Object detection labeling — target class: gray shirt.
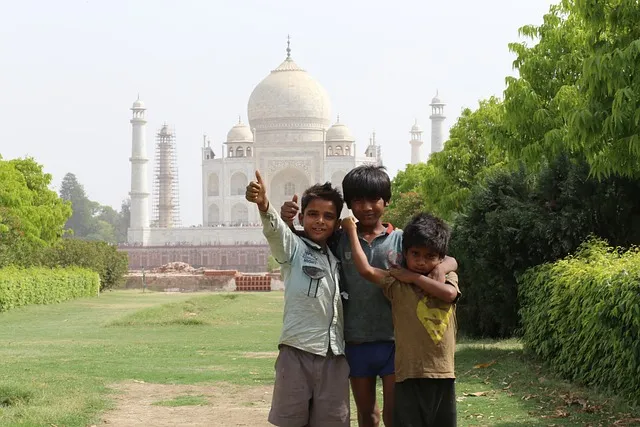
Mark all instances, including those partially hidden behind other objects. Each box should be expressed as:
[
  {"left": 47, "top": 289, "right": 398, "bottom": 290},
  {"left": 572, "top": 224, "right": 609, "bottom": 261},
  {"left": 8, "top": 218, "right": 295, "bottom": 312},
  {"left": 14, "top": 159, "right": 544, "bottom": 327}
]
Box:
[
  {"left": 261, "top": 204, "right": 345, "bottom": 356},
  {"left": 334, "top": 225, "right": 403, "bottom": 343}
]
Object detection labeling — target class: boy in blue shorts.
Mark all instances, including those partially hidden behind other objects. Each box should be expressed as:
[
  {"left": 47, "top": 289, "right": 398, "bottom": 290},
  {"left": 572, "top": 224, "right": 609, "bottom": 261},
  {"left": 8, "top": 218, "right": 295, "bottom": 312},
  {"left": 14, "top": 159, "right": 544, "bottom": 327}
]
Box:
[
  {"left": 247, "top": 171, "right": 350, "bottom": 427},
  {"left": 342, "top": 212, "right": 460, "bottom": 427},
  {"left": 281, "top": 165, "right": 457, "bottom": 427}
]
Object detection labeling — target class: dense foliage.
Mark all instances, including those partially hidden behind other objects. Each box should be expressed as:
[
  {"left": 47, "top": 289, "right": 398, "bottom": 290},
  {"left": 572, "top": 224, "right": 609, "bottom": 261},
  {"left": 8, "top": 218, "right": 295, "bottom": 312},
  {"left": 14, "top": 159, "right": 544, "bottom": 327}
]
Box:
[
  {"left": 0, "top": 157, "right": 71, "bottom": 268},
  {"left": 39, "top": 239, "right": 129, "bottom": 291},
  {"left": 519, "top": 239, "right": 640, "bottom": 403},
  {"left": 60, "top": 173, "right": 129, "bottom": 244},
  {"left": 0, "top": 266, "right": 99, "bottom": 312},
  {"left": 450, "top": 154, "right": 640, "bottom": 337}
]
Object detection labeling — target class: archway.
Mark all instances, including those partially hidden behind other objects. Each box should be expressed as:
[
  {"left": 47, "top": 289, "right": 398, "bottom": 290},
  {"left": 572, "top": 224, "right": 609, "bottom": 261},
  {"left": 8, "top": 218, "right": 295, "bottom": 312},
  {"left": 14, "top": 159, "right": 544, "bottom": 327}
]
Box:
[
  {"left": 208, "top": 173, "right": 219, "bottom": 196},
  {"left": 208, "top": 204, "right": 220, "bottom": 226},
  {"left": 230, "top": 172, "right": 248, "bottom": 196},
  {"left": 270, "top": 168, "right": 310, "bottom": 225}
]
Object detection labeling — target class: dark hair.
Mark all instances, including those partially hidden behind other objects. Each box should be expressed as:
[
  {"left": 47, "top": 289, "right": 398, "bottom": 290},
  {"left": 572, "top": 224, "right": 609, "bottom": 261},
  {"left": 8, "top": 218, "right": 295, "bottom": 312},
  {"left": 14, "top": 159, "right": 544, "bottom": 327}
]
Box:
[
  {"left": 402, "top": 212, "right": 450, "bottom": 258},
  {"left": 301, "top": 182, "right": 344, "bottom": 216},
  {"left": 342, "top": 165, "right": 391, "bottom": 207}
]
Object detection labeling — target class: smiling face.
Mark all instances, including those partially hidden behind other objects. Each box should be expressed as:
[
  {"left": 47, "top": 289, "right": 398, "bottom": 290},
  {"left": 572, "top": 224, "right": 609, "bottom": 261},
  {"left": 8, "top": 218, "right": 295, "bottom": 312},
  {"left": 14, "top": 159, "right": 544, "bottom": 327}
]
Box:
[
  {"left": 298, "top": 198, "right": 339, "bottom": 246},
  {"left": 404, "top": 245, "right": 443, "bottom": 275},
  {"left": 349, "top": 197, "right": 387, "bottom": 229}
]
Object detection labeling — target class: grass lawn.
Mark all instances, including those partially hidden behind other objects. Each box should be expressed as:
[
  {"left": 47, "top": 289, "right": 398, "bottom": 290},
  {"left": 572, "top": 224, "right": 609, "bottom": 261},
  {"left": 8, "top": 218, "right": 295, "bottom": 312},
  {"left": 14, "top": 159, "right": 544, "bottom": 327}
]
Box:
[{"left": 0, "top": 290, "right": 637, "bottom": 426}]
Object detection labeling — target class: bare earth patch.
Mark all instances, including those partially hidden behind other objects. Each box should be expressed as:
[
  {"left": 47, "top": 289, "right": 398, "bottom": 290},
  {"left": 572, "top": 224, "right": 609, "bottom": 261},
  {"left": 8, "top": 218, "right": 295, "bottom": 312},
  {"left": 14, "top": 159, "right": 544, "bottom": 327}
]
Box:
[
  {"left": 241, "top": 351, "right": 279, "bottom": 359},
  {"left": 102, "top": 381, "right": 272, "bottom": 427}
]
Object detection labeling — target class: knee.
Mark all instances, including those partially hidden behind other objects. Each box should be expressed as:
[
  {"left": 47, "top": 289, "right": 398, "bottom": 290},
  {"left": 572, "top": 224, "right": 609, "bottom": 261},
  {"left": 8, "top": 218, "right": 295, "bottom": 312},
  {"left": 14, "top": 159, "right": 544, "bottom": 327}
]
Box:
[{"left": 357, "top": 406, "right": 380, "bottom": 427}]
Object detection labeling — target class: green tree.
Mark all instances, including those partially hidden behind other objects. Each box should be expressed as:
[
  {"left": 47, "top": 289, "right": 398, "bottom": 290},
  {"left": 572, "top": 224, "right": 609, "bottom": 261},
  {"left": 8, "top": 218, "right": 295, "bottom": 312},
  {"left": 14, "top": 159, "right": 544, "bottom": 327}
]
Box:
[
  {"left": 60, "top": 173, "right": 99, "bottom": 238},
  {"left": 502, "top": 3, "right": 587, "bottom": 166},
  {"left": 567, "top": 0, "right": 640, "bottom": 178},
  {"left": 0, "top": 156, "right": 71, "bottom": 267},
  {"left": 386, "top": 98, "right": 507, "bottom": 224}
]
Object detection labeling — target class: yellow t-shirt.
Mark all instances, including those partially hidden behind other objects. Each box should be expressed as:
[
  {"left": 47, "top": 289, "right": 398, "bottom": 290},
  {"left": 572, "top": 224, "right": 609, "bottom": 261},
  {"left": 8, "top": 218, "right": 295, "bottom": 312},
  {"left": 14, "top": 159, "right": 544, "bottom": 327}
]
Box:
[{"left": 381, "top": 272, "right": 460, "bottom": 383}]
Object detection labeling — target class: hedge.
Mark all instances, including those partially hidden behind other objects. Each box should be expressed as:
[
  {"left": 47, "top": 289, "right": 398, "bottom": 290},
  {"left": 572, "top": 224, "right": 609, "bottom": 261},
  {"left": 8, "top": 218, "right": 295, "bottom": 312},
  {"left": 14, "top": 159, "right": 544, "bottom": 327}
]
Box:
[
  {"left": 0, "top": 266, "right": 100, "bottom": 312},
  {"left": 519, "top": 239, "right": 640, "bottom": 403}
]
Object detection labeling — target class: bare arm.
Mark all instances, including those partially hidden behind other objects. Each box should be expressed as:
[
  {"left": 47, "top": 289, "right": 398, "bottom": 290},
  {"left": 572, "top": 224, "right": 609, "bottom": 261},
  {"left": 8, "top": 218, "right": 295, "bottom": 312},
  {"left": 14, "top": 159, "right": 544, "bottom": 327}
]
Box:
[
  {"left": 390, "top": 268, "right": 459, "bottom": 303},
  {"left": 342, "top": 217, "right": 388, "bottom": 286}
]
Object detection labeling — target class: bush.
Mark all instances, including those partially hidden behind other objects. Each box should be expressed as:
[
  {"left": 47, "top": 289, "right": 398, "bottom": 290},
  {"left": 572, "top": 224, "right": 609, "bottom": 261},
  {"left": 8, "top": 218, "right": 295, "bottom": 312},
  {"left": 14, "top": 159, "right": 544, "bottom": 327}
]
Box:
[
  {"left": 39, "top": 239, "right": 129, "bottom": 291},
  {"left": 450, "top": 154, "right": 640, "bottom": 337},
  {"left": 519, "top": 239, "right": 640, "bottom": 403},
  {"left": 0, "top": 266, "right": 99, "bottom": 312}
]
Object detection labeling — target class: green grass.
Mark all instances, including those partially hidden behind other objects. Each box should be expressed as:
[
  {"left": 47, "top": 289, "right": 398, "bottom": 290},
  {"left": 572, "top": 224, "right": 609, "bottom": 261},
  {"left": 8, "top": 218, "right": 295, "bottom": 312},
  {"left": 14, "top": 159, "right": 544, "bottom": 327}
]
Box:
[
  {"left": 0, "top": 290, "right": 637, "bottom": 426},
  {"left": 152, "top": 394, "right": 209, "bottom": 407}
]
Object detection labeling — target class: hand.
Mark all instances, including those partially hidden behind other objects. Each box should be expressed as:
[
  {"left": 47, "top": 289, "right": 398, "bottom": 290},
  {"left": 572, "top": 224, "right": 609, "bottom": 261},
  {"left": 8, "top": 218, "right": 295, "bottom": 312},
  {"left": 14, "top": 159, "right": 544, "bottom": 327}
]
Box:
[
  {"left": 245, "top": 170, "right": 269, "bottom": 211},
  {"left": 428, "top": 263, "right": 446, "bottom": 283},
  {"left": 341, "top": 216, "right": 358, "bottom": 233},
  {"left": 280, "top": 195, "right": 299, "bottom": 226},
  {"left": 389, "top": 266, "right": 418, "bottom": 284}
]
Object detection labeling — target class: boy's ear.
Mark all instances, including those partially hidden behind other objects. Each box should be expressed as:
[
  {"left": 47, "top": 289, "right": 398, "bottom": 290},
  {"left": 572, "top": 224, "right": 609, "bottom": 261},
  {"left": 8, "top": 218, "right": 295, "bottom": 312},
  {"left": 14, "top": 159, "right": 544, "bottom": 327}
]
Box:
[
  {"left": 298, "top": 212, "right": 304, "bottom": 223},
  {"left": 384, "top": 200, "right": 390, "bottom": 207}
]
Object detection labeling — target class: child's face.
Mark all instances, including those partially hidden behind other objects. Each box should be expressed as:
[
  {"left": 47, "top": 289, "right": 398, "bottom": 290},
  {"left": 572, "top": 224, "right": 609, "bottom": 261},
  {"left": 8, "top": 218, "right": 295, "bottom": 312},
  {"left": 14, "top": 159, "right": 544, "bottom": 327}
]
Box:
[
  {"left": 298, "top": 199, "right": 339, "bottom": 246},
  {"left": 349, "top": 197, "right": 386, "bottom": 228},
  {"left": 404, "top": 246, "right": 443, "bottom": 275}
]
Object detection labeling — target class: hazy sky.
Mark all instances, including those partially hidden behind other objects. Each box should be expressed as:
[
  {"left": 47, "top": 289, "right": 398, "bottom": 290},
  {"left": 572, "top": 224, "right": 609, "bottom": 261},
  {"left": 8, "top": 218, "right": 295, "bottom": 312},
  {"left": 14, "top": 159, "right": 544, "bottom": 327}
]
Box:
[{"left": 1, "top": 0, "right": 556, "bottom": 226}]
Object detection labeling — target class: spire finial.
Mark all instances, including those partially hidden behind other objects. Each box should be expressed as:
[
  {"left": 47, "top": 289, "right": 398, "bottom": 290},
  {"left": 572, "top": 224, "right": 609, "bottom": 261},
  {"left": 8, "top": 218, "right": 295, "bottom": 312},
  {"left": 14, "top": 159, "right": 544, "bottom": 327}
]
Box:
[
  {"left": 286, "top": 34, "right": 291, "bottom": 59},
  {"left": 137, "top": 92, "right": 140, "bottom": 100},
  {"left": 336, "top": 114, "right": 340, "bottom": 123},
  {"left": 238, "top": 115, "right": 242, "bottom": 124}
]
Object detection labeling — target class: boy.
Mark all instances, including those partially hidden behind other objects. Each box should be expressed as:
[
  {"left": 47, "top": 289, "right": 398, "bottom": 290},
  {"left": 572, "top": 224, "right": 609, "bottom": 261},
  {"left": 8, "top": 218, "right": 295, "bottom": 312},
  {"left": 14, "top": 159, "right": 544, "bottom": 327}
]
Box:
[
  {"left": 280, "top": 165, "right": 457, "bottom": 427},
  {"left": 245, "top": 171, "right": 350, "bottom": 427},
  {"left": 342, "top": 213, "right": 460, "bottom": 427}
]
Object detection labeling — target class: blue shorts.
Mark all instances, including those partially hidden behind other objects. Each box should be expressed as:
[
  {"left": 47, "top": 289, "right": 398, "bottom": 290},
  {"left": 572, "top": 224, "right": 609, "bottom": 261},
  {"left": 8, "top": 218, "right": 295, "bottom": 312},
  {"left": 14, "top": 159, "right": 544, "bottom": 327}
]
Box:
[{"left": 345, "top": 341, "right": 395, "bottom": 378}]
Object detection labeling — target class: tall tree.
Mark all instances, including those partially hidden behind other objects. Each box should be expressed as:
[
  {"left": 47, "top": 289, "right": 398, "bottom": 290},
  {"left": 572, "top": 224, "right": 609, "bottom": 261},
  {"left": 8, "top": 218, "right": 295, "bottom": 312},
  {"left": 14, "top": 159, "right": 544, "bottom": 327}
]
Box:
[
  {"left": 0, "top": 156, "right": 71, "bottom": 267},
  {"left": 567, "top": 0, "right": 640, "bottom": 178},
  {"left": 59, "top": 173, "right": 98, "bottom": 238}
]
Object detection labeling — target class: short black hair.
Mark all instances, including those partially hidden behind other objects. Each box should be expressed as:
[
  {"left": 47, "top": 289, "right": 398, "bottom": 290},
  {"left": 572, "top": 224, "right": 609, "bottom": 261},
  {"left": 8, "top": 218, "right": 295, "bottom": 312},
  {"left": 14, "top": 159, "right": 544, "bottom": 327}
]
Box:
[
  {"left": 301, "top": 182, "right": 344, "bottom": 216},
  {"left": 342, "top": 165, "right": 391, "bottom": 207},
  {"left": 402, "top": 212, "right": 450, "bottom": 258}
]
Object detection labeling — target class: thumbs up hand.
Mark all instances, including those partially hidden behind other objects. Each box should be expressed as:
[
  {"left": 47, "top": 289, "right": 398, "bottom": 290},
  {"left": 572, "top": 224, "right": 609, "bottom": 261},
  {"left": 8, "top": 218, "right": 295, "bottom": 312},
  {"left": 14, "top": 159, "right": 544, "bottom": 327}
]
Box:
[
  {"left": 246, "top": 170, "right": 269, "bottom": 212},
  {"left": 280, "top": 194, "right": 299, "bottom": 227}
]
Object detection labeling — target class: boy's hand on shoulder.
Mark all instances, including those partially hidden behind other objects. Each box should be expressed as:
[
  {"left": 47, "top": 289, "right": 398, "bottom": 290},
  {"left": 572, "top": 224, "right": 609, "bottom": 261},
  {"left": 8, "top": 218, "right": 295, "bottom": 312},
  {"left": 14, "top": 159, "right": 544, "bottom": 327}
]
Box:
[
  {"left": 245, "top": 170, "right": 269, "bottom": 212},
  {"left": 280, "top": 195, "right": 299, "bottom": 226},
  {"left": 389, "top": 266, "right": 419, "bottom": 284},
  {"left": 341, "top": 216, "right": 358, "bottom": 233}
]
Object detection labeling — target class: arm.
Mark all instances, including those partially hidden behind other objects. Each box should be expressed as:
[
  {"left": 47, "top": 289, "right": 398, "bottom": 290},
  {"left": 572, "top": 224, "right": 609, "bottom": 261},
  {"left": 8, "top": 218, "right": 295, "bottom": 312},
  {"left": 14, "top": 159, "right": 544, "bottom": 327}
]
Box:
[
  {"left": 390, "top": 268, "right": 459, "bottom": 303},
  {"left": 341, "top": 217, "right": 388, "bottom": 286},
  {"left": 427, "top": 255, "right": 458, "bottom": 283},
  {"left": 246, "top": 171, "right": 299, "bottom": 263}
]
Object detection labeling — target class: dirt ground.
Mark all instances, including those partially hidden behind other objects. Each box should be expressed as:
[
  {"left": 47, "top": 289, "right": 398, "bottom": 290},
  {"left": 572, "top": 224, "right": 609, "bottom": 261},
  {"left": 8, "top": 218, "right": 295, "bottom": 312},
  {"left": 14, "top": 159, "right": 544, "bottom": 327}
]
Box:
[{"left": 101, "top": 381, "right": 273, "bottom": 427}]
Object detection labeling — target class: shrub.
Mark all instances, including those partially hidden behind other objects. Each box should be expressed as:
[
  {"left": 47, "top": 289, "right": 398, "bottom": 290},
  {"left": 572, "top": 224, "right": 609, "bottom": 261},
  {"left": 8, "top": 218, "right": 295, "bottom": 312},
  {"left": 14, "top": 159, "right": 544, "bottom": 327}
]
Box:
[
  {"left": 519, "top": 239, "right": 640, "bottom": 403},
  {"left": 0, "top": 266, "right": 99, "bottom": 312},
  {"left": 39, "top": 239, "right": 129, "bottom": 291},
  {"left": 450, "top": 154, "right": 640, "bottom": 337}
]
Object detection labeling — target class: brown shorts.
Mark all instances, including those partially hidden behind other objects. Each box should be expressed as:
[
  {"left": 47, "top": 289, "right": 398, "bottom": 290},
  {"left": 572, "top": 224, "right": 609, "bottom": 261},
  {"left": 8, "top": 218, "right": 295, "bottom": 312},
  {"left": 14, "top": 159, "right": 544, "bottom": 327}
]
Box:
[{"left": 268, "top": 345, "right": 350, "bottom": 427}]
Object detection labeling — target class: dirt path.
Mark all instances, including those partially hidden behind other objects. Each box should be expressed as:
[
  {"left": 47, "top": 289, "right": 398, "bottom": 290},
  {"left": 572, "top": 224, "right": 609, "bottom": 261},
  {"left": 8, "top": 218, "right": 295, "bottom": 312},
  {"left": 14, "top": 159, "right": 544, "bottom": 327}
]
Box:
[{"left": 101, "top": 381, "right": 272, "bottom": 427}]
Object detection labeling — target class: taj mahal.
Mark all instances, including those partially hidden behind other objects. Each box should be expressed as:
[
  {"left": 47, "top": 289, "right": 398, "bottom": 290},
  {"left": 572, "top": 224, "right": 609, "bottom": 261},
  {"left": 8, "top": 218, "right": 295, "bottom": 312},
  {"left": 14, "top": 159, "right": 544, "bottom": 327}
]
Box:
[{"left": 122, "top": 41, "right": 447, "bottom": 271}]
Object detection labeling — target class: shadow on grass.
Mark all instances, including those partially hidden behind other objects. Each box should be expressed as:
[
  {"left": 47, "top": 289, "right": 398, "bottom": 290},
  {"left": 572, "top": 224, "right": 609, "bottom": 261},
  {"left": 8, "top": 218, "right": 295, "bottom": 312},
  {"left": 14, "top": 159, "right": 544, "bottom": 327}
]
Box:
[{"left": 454, "top": 340, "right": 640, "bottom": 426}]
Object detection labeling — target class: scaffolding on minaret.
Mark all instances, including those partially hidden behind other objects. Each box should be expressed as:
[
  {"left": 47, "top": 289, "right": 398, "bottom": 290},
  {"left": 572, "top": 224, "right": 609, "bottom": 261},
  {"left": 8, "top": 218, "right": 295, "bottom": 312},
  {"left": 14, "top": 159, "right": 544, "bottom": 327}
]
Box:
[{"left": 152, "top": 124, "right": 181, "bottom": 228}]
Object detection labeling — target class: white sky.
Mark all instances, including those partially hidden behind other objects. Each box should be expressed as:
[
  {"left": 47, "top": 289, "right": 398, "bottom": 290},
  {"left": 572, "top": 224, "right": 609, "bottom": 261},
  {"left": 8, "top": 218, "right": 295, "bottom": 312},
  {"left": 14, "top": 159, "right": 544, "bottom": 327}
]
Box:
[{"left": 0, "top": 0, "right": 556, "bottom": 226}]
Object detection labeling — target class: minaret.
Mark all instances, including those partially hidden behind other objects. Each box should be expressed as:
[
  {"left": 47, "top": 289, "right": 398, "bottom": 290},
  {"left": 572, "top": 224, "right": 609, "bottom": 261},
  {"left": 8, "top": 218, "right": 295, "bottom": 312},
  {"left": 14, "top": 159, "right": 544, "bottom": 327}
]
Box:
[
  {"left": 129, "top": 96, "right": 150, "bottom": 232},
  {"left": 429, "top": 91, "right": 446, "bottom": 156},
  {"left": 409, "top": 119, "right": 423, "bottom": 164},
  {"left": 153, "top": 124, "right": 180, "bottom": 228}
]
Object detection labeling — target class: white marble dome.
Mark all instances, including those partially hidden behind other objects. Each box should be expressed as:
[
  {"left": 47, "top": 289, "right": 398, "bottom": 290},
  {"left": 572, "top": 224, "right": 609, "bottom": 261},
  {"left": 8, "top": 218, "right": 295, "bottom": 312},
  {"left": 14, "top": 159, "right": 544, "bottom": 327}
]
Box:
[
  {"left": 226, "top": 120, "right": 253, "bottom": 143},
  {"left": 132, "top": 98, "right": 145, "bottom": 109},
  {"left": 247, "top": 56, "right": 332, "bottom": 130},
  {"left": 326, "top": 120, "right": 354, "bottom": 142}
]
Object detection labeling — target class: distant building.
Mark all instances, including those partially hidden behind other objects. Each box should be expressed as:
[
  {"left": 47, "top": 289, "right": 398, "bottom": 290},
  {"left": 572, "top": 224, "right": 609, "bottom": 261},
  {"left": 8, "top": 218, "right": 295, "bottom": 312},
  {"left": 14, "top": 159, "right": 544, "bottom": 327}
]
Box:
[{"left": 121, "top": 40, "right": 447, "bottom": 270}]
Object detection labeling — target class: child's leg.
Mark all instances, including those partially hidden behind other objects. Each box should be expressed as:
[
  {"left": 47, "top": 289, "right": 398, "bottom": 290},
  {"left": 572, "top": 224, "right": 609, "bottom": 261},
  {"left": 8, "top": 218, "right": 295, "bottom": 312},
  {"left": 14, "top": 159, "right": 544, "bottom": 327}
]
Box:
[
  {"left": 381, "top": 374, "right": 395, "bottom": 427},
  {"left": 350, "top": 377, "right": 380, "bottom": 427},
  {"left": 268, "top": 345, "right": 313, "bottom": 427},
  {"left": 309, "top": 352, "right": 350, "bottom": 427},
  {"left": 393, "top": 378, "right": 456, "bottom": 427},
  {"left": 346, "top": 342, "right": 395, "bottom": 427}
]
